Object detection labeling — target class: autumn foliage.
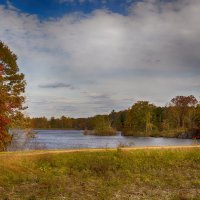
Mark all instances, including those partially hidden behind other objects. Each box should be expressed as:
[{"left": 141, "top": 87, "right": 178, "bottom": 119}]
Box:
[{"left": 0, "top": 41, "right": 26, "bottom": 150}]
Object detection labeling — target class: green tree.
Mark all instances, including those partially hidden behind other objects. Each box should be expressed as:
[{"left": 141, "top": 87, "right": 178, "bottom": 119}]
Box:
[
  {"left": 124, "top": 101, "right": 155, "bottom": 136},
  {"left": 93, "top": 115, "right": 116, "bottom": 136},
  {"left": 31, "top": 117, "right": 49, "bottom": 129},
  {"left": 0, "top": 41, "right": 26, "bottom": 150},
  {"left": 194, "top": 104, "right": 200, "bottom": 128},
  {"left": 152, "top": 107, "right": 164, "bottom": 131}
]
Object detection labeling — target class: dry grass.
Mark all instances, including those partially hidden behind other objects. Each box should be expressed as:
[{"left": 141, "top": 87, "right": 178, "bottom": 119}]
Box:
[{"left": 0, "top": 147, "right": 200, "bottom": 200}]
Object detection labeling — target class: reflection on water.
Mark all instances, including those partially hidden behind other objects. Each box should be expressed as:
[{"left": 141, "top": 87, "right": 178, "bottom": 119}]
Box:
[{"left": 21, "top": 129, "right": 197, "bottom": 150}]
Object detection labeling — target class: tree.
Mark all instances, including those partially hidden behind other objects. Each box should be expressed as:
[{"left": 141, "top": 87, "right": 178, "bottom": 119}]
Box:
[
  {"left": 93, "top": 115, "right": 116, "bottom": 136},
  {"left": 152, "top": 107, "right": 164, "bottom": 131},
  {"left": 0, "top": 41, "right": 26, "bottom": 150},
  {"left": 194, "top": 104, "right": 200, "bottom": 128},
  {"left": 124, "top": 101, "right": 155, "bottom": 136},
  {"left": 170, "top": 95, "right": 198, "bottom": 129}
]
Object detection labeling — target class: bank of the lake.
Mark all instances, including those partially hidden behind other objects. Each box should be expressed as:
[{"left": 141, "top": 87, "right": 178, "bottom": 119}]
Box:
[{"left": 0, "top": 146, "right": 200, "bottom": 200}]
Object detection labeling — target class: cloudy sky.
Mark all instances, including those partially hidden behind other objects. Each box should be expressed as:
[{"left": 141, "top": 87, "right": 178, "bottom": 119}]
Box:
[{"left": 0, "top": 0, "right": 199, "bottom": 118}]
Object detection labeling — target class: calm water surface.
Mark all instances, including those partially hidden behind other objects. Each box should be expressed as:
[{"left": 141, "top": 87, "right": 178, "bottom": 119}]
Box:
[{"left": 26, "top": 129, "right": 197, "bottom": 150}]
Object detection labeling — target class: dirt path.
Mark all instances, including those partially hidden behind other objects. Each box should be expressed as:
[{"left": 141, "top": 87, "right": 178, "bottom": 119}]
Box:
[{"left": 0, "top": 145, "right": 199, "bottom": 157}]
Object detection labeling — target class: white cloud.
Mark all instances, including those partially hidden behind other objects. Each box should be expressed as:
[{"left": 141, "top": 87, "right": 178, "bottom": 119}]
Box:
[{"left": 0, "top": 0, "right": 200, "bottom": 117}]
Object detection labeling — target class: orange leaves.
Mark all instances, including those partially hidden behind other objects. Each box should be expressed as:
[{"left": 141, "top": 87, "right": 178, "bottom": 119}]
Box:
[
  {"left": 0, "top": 115, "right": 9, "bottom": 128},
  {"left": 0, "top": 63, "right": 4, "bottom": 77},
  {"left": 171, "top": 95, "right": 198, "bottom": 107},
  {"left": 0, "top": 115, "right": 11, "bottom": 150},
  {"left": 0, "top": 63, "right": 3, "bottom": 70}
]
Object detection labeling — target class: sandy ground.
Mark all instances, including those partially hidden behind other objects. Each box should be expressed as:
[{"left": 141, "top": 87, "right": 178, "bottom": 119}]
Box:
[{"left": 0, "top": 145, "right": 199, "bottom": 157}]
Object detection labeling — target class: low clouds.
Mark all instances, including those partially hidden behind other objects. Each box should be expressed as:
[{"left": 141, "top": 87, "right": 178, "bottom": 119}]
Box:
[
  {"left": 0, "top": 0, "right": 200, "bottom": 117},
  {"left": 39, "top": 83, "right": 75, "bottom": 89}
]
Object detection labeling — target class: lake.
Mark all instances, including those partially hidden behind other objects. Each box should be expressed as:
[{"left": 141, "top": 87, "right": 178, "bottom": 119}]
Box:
[{"left": 9, "top": 129, "right": 197, "bottom": 150}]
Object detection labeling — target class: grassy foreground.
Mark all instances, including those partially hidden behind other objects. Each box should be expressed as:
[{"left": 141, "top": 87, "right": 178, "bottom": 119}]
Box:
[{"left": 0, "top": 147, "right": 200, "bottom": 200}]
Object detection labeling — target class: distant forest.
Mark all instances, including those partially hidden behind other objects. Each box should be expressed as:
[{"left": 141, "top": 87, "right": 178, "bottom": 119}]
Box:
[{"left": 29, "top": 95, "right": 200, "bottom": 138}]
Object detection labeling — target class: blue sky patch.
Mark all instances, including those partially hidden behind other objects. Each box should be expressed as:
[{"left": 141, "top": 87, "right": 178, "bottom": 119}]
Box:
[{"left": 0, "top": 0, "right": 142, "bottom": 19}]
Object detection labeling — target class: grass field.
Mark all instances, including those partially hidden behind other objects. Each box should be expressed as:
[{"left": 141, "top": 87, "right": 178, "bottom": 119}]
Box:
[{"left": 0, "top": 146, "right": 200, "bottom": 200}]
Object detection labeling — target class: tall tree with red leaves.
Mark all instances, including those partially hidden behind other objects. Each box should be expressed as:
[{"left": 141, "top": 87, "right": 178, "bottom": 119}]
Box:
[{"left": 0, "top": 41, "right": 26, "bottom": 151}]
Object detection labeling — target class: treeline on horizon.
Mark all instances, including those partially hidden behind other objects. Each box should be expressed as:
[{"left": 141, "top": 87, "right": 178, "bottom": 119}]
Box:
[{"left": 30, "top": 95, "right": 200, "bottom": 137}]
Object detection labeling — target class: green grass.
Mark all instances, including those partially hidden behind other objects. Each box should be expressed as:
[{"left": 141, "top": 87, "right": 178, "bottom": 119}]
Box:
[{"left": 0, "top": 148, "right": 200, "bottom": 200}]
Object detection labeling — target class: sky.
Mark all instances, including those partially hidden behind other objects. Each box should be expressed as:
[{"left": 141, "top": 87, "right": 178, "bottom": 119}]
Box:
[{"left": 0, "top": 0, "right": 199, "bottom": 118}]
